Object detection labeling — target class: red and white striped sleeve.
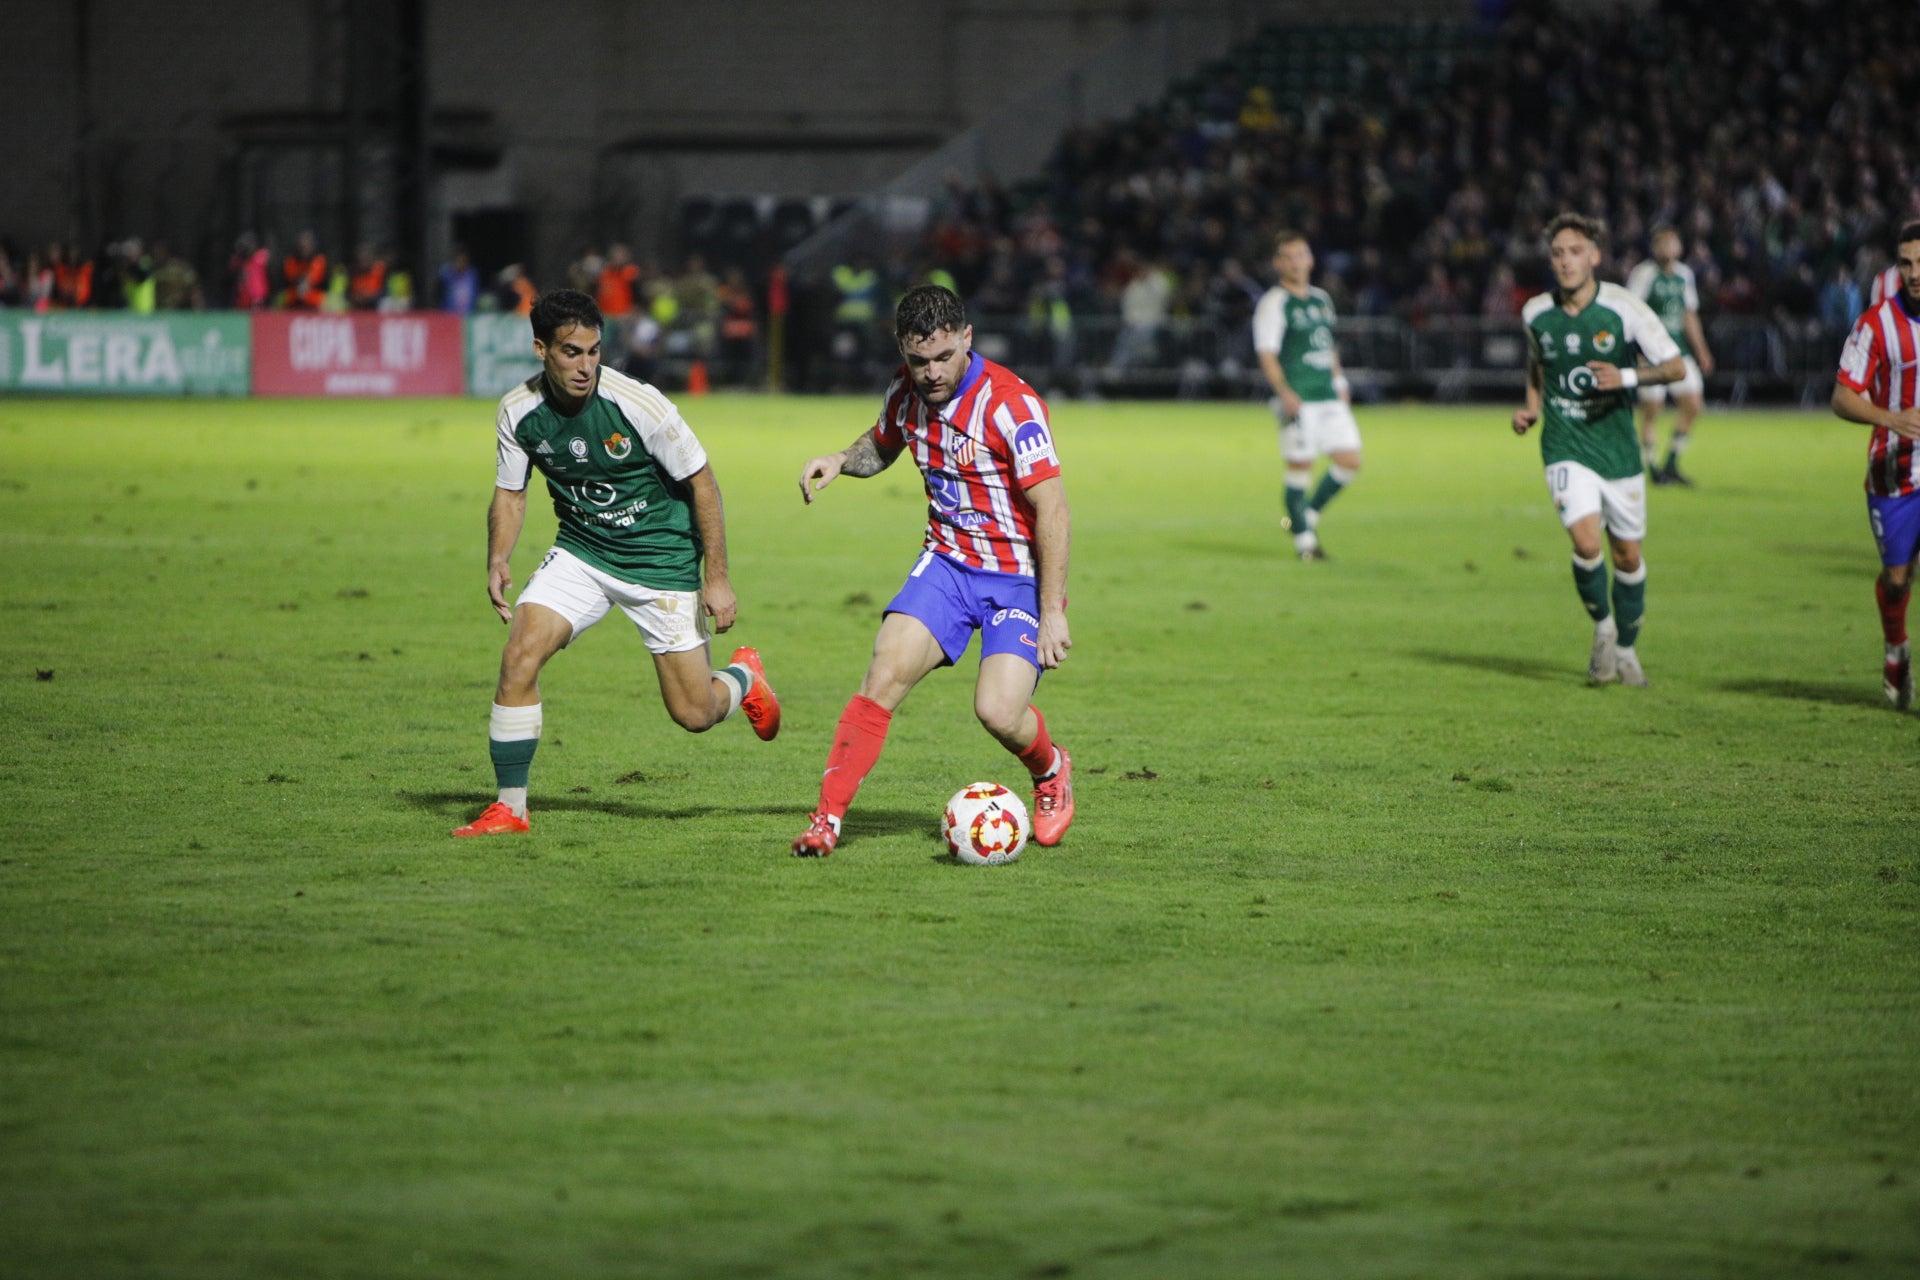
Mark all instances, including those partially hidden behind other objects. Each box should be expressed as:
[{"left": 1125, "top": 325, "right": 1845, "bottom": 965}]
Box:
[{"left": 1837, "top": 306, "right": 1887, "bottom": 398}]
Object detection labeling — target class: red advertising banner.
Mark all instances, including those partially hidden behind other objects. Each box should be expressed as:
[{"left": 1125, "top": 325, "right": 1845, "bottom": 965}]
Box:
[{"left": 251, "top": 312, "right": 466, "bottom": 396}]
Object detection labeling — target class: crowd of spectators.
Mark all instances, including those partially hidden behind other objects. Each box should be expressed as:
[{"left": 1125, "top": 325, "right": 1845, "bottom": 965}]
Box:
[
  {"left": 0, "top": 227, "right": 759, "bottom": 387},
  {"left": 552, "top": 244, "right": 762, "bottom": 386},
  {"left": 4, "top": 0, "right": 1912, "bottom": 399},
  {"left": 818, "top": 0, "right": 1915, "bottom": 384},
  {"left": 0, "top": 231, "right": 543, "bottom": 319}
]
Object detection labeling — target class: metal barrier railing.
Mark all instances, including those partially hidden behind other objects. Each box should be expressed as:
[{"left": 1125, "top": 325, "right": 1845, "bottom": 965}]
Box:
[
  {"left": 937, "top": 314, "right": 1854, "bottom": 404},
  {"left": 606, "top": 309, "right": 1854, "bottom": 404}
]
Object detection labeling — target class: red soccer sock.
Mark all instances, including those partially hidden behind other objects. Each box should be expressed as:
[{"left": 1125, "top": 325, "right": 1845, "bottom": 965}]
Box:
[
  {"left": 1877, "top": 576, "right": 1910, "bottom": 647},
  {"left": 818, "top": 695, "right": 893, "bottom": 820},
  {"left": 1012, "top": 706, "right": 1057, "bottom": 779}
]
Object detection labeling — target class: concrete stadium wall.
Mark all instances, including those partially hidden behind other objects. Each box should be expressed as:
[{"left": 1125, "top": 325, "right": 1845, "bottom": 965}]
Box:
[{"left": 1, "top": 0, "right": 1477, "bottom": 285}]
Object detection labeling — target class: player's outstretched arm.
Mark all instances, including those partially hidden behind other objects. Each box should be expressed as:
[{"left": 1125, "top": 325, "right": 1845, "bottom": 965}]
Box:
[
  {"left": 798, "top": 428, "right": 901, "bottom": 503},
  {"left": 486, "top": 486, "right": 528, "bottom": 623},
  {"left": 686, "top": 465, "right": 736, "bottom": 633},
  {"left": 1025, "top": 476, "right": 1073, "bottom": 670}
]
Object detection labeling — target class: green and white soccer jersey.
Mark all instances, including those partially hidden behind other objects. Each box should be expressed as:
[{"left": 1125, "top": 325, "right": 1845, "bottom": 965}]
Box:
[
  {"left": 495, "top": 367, "right": 709, "bottom": 589},
  {"left": 1252, "top": 285, "right": 1340, "bottom": 402},
  {"left": 1625, "top": 259, "right": 1700, "bottom": 359},
  {"left": 1522, "top": 283, "right": 1680, "bottom": 480}
]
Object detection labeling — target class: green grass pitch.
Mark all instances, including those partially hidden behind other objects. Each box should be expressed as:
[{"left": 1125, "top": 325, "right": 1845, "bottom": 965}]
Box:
[{"left": 2, "top": 392, "right": 1916, "bottom": 1278}]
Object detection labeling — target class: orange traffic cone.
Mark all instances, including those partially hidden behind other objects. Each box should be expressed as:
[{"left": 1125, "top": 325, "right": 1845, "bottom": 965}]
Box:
[{"left": 687, "top": 360, "right": 710, "bottom": 395}]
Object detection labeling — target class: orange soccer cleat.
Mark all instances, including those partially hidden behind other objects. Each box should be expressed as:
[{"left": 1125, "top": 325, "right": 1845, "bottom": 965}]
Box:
[
  {"left": 1031, "top": 749, "right": 1075, "bottom": 847},
  {"left": 452, "top": 802, "right": 530, "bottom": 837},
  {"left": 730, "top": 646, "right": 781, "bottom": 741},
  {"left": 791, "top": 811, "right": 839, "bottom": 857}
]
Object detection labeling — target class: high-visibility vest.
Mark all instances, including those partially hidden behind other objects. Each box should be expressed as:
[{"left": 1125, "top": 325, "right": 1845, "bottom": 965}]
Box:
[
  {"left": 349, "top": 260, "right": 388, "bottom": 309},
  {"left": 282, "top": 254, "right": 327, "bottom": 308},
  {"left": 832, "top": 264, "right": 878, "bottom": 323}
]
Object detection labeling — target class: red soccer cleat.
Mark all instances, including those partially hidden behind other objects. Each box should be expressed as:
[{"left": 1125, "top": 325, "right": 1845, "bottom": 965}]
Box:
[
  {"left": 731, "top": 646, "right": 781, "bottom": 741},
  {"left": 452, "top": 801, "right": 530, "bottom": 837},
  {"left": 1031, "top": 748, "right": 1075, "bottom": 847},
  {"left": 791, "top": 811, "right": 839, "bottom": 857}
]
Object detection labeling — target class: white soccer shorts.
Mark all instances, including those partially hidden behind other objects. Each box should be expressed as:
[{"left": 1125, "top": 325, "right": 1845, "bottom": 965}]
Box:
[
  {"left": 1637, "top": 355, "right": 1704, "bottom": 405},
  {"left": 1279, "top": 399, "right": 1362, "bottom": 465},
  {"left": 516, "top": 545, "right": 709, "bottom": 654},
  {"left": 1544, "top": 461, "right": 1647, "bottom": 542}
]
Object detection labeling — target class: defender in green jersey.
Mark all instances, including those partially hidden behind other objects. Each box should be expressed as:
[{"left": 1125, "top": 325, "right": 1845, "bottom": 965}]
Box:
[
  {"left": 453, "top": 290, "right": 780, "bottom": 837},
  {"left": 1626, "top": 226, "right": 1716, "bottom": 486},
  {"left": 1253, "top": 230, "right": 1361, "bottom": 560},
  {"left": 1513, "top": 214, "right": 1684, "bottom": 686}
]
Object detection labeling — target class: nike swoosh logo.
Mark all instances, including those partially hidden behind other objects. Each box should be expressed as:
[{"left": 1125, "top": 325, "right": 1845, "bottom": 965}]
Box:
[{"left": 1020, "top": 635, "right": 1037, "bottom": 647}]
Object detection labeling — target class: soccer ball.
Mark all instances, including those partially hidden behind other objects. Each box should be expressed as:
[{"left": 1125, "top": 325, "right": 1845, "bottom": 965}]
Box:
[{"left": 942, "top": 782, "right": 1029, "bottom": 865}]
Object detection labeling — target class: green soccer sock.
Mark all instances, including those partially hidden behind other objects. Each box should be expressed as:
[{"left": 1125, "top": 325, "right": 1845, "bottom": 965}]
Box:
[
  {"left": 489, "top": 702, "right": 542, "bottom": 805},
  {"left": 1661, "top": 432, "right": 1691, "bottom": 472},
  {"left": 716, "top": 664, "right": 751, "bottom": 719},
  {"left": 1612, "top": 563, "right": 1647, "bottom": 648},
  {"left": 1572, "top": 553, "right": 1611, "bottom": 623},
  {"left": 1309, "top": 462, "right": 1356, "bottom": 513},
  {"left": 1284, "top": 483, "right": 1311, "bottom": 532}
]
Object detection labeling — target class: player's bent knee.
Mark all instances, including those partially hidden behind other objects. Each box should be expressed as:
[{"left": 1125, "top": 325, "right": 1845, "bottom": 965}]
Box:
[
  {"left": 497, "top": 645, "right": 547, "bottom": 696},
  {"left": 973, "top": 696, "right": 1027, "bottom": 743},
  {"left": 666, "top": 698, "right": 721, "bottom": 734}
]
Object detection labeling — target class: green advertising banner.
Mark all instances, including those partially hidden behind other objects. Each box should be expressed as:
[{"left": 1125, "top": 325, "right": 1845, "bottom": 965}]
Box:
[
  {"left": 0, "top": 312, "right": 251, "bottom": 395},
  {"left": 467, "top": 312, "right": 541, "bottom": 399}
]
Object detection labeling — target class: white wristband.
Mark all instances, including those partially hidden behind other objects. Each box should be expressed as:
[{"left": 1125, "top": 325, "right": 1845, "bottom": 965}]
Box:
[
  {"left": 1333, "top": 374, "right": 1351, "bottom": 394},
  {"left": 1618, "top": 368, "right": 1639, "bottom": 389}
]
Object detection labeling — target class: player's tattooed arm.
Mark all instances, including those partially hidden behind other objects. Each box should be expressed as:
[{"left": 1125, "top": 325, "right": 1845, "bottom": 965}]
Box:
[
  {"left": 799, "top": 429, "right": 902, "bottom": 503},
  {"left": 839, "top": 430, "right": 900, "bottom": 477}
]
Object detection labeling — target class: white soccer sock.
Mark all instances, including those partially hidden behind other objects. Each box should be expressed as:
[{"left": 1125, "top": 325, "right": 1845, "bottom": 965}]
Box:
[
  {"left": 490, "top": 701, "right": 542, "bottom": 816},
  {"left": 490, "top": 701, "right": 543, "bottom": 739},
  {"left": 1326, "top": 462, "right": 1358, "bottom": 486},
  {"left": 1033, "top": 747, "right": 1062, "bottom": 782},
  {"left": 714, "top": 665, "right": 750, "bottom": 720}
]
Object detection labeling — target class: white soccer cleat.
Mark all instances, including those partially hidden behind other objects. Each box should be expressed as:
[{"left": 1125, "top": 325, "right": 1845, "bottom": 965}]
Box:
[
  {"left": 1885, "top": 643, "right": 1913, "bottom": 711},
  {"left": 1588, "top": 616, "right": 1619, "bottom": 684},
  {"left": 1615, "top": 646, "right": 1648, "bottom": 687}
]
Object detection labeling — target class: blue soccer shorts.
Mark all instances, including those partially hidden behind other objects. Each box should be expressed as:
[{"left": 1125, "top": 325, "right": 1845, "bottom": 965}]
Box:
[
  {"left": 1868, "top": 492, "right": 1920, "bottom": 568},
  {"left": 886, "top": 550, "right": 1042, "bottom": 668}
]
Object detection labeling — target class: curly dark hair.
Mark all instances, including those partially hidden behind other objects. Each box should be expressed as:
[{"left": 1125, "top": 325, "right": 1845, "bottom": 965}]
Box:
[{"left": 895, "top": 284, "right": 967, "bottom": 342}]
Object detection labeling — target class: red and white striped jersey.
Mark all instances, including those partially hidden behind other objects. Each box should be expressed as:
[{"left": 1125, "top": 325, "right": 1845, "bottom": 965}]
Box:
[
  {"left": 1869, "top": 266, "right": 1902, "bottom": 310},
  {"left": 871, "top": 351, "right": 1062, "bottom": 576},
  {"left": 1837, "top": 297, "right": 1920, "bottom": 496}
]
